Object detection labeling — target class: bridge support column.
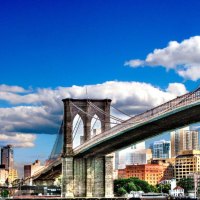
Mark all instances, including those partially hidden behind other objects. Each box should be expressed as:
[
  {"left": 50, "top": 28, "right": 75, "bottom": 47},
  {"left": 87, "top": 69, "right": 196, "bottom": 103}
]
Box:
[
  {"left": 61, "top": 157, "right": 74, "bottom": 198},
  {"left": 86, "top": 155, "right": 114, "bottom": 197},
  {"left": 74, "top": 158, "right": 86, "bottom": 197},
  {"left": 94, "top": 156, "right": 105, "bottom": 197},
  {"left": 86, "top": 157, "right": 95, "bottom": 197},
  {"left": 105, "top": 154, "right": 114, "bottom": 197}
]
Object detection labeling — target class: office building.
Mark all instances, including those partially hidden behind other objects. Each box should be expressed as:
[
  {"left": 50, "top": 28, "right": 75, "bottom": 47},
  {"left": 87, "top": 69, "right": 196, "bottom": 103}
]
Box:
[
  {"left": 1, "top": 145, "right": 14, "bottom": 170},
  {"left": 151, "top": 140, "right": 171, "bottom": 159},
  {"left": 175, "top": 150, "right": 200, "bottom": 182},
  {"left": 126, "top": 149, "right": 152, "bottom": 165},
  {"left": 115, "top": 142, "right": 146, "bottom": 169},
  {"left": 171, "top": 127, "right": 198, "bottom": 157}
]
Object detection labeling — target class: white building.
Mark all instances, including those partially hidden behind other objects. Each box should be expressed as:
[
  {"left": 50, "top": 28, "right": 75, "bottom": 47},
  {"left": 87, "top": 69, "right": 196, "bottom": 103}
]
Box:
[
  {"left": 126, "top": 149, "right": 152, "bottom": 165},
  {"left": 169, "top": 186, "right": 184, "bottom": 197},
  {"left": 115, "top": 142, "right": 150, "bottom": 169},
  {"left": 0, "top": 168, "right": 8, "bottom": 186}
]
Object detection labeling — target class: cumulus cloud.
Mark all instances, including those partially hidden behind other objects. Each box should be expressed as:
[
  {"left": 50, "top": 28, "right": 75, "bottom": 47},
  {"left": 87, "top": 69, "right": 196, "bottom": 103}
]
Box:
[
  {"left": 166, "top": 83, "right": 188, "bottom": 96},
  {"left": 0, "top": 133, "right": 36, "bottom": 147},
  {"left": 0, "top": 84, "right": 28, "bottom": 93},
  {"left": 0, "top": 81, "right": 188, "bottom": 140},
  {"left": 125, "top": 36, "right": 200, "bottom": 81}
]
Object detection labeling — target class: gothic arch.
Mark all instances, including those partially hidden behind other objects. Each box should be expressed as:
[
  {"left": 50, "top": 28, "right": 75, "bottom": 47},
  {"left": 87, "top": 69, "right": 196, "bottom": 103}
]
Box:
[
  {"left": 91, "top": 114, "right": 102, "bottom": 137},
  {"left": 72, "top": 114, "right": 84, "bottom": 148}
]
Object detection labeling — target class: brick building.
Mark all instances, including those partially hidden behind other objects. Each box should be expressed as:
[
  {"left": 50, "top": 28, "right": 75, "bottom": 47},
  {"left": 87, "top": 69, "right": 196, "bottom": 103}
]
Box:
[{"left": 118, "top": 161, "right": 174, "bottom": 186}]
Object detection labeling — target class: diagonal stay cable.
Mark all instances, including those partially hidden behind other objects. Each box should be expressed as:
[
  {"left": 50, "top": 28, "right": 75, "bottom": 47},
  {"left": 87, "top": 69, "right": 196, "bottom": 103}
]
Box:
[
  {"left": 111, "top": 104, "right": 132, "bottom": 118},
  {"left": 73, "top": 116, "right": 82, "bottom": 141},
  {"left": 88, "top": 101, "right": 124, "bottom": 123},
  {"left": 70, "top": 101, "right": 124, "bottom": 125}
]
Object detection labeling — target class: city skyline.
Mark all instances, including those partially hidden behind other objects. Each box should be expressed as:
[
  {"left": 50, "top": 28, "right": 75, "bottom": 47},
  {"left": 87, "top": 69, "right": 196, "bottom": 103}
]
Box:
[{"left": 0, "top": 0, "right": 200, "bottom": 176}]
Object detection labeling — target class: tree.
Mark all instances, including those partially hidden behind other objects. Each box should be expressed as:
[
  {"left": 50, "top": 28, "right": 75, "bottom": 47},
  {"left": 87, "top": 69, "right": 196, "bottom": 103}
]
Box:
[
  {"left": 126, "top": 182, "right": 137, "bottom": 193},
  {"left": 116, "top": 187, "right": 127, "bottom": 196},
  {"left": 149, "top": 184, "right": 158, "bottom": 193},
  {"left": 157, "top": 183, "right": 171, "bottom": 193},
  {"left": 131, "top": 177, "right": 153, "bottom": 193},
  {"left": 1, "top": 189, "right": 9, "bottom": 197},
  {"left": 114, "top": 177, "right": 155, "bottom": 196},
  {"left": 177, "top": 178, "right": 194, "bottom": 193}
]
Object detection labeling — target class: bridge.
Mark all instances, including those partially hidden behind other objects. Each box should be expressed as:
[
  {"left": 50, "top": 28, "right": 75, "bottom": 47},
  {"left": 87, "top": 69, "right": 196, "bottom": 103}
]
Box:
[{"left": 27, "top": 86, "right": 200, "bottom": 198}]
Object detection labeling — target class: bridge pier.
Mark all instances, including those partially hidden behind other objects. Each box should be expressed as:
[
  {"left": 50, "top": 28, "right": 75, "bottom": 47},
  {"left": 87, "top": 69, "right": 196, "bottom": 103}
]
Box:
[
  {"left": 62, "top": 98, "right": 113, "bottom": 197},
  {"left": 62, "top": 157, "right": 74, "bottom": 198},
  {"left": 74, "top": 158, "right": 86, "bottom": 197},
  {"left": 86, "top": 157, "right": 94, "bottom": 197},
  {"left": 105, "top": 154, "right": 114, "bottom": 197},
  {"left": 77, "top": 155, "right": 114, "bottom": 198},
  {"left": 94, "top": 156, "right": 105, "bottom": 197}
]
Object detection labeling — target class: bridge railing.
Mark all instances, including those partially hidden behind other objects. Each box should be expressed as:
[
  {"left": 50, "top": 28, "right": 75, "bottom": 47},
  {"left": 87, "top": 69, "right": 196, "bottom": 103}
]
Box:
[
  {"left": 129, "top": 90, "right": 195, "bottom": 123},
  {"left": 74, "top": 87, "right": 200, "bottom": 153}
]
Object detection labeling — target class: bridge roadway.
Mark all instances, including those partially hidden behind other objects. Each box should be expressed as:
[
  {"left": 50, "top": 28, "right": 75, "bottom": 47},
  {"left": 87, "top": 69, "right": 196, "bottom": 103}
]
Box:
[
  {"left": 74, "top": 99, "right": 200, "bottom": 157},
  {"left": 30, "top": 90, "right": 200, "bottom": 182}
]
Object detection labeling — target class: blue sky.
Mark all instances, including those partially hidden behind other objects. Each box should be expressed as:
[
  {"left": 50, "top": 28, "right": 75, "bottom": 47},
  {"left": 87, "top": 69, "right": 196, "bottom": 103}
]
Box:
[{"left": 1, "top": 0, "right": 200, "bottom": 176}]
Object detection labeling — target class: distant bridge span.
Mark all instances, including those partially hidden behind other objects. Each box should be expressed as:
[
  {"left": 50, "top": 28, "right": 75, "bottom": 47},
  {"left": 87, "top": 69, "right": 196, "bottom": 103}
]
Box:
[{"left": 30, "top": 87, "right": 200, "bottom": 197}]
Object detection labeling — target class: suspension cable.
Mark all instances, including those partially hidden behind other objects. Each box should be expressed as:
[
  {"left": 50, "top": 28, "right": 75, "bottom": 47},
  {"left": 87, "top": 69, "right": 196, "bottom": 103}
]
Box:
[
  {"left": 111, "top": 105, "right": 132, "bottom": 118},
  {"left": 88, "top": 101, "right": 124, "bottom": 123},
  {"left": 70, "top": 101, "right": 124, "bottom": 125}
]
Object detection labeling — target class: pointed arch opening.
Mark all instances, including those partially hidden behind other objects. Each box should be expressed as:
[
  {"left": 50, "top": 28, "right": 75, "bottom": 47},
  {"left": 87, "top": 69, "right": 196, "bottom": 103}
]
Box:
[
  {"left": 73, "top": 114, "right": 84, "bottom": 148},
  {"left": 91, "top": 114, "right": 102, "bottom": 138}
]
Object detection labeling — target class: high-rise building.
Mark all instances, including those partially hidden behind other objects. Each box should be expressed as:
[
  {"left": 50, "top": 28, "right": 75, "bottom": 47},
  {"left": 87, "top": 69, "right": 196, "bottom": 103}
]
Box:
[
  {"left": 175, "top": 150, "right": 200, "bottom": 182},
  {"left": 115, "top": 142, "right": 146, "bottom": 169},
  {"left": 171, "top": 127, "right": 199, "bottom": 157},
  {"left": 126, "top": 149, "right": 152, "bottom": 165},
  {"left": 151, "top": 140, "right": 171, "bottom": 159},
  {"left": 1, "top": 145, "right": 14, "bottom": 170}
]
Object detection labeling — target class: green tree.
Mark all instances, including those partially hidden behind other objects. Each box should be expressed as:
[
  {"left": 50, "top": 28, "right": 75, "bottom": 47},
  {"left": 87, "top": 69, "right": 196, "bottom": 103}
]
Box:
[
  {"left": 114, "top": 177, "right": 155, "bottom": 195},
  {"left": 116, "top": 187, "right": 127, "bottom": 196},
  {"left": 149, "top": 184, "right": 158, "bottom": 193},
  {"left": 114, "top": 179, "right": 128, "bottom": 194},
  {"left": 177, "top": 178, "right": 194, "bottom": 193},
  {"left": 126, "top": 182, "right": 137, "bottom": 193},
  {"left": 157, "top": 183, "right": 171, "bottom": 193},
  {"left": 1, "top": 189, "right": 9, "bottom": 197},
  {"left": 131, "top": 177, "right": 152, "bottom": 193}
]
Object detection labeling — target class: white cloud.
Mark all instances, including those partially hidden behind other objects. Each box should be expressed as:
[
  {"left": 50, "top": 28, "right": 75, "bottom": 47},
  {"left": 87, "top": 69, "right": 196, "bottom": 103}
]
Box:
[
  {"left": 125, "top": 36, "right": 200, "bottom": 81},
  {"left": 166, "top": 83, "right": 188, "bottom": 96},
  {"left": 0, "top": 84, "right": 27, "bottom": 93},
  {"left": 0, "top": 81, "right": 188, "bottom": 140},
  {"left": 0, "top": 133, "right": 36, "bottom": 147}
]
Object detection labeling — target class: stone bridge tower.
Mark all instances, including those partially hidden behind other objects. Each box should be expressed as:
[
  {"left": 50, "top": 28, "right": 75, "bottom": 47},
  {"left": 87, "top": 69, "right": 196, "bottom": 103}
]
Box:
[{"left": 62, "top": 98, "right": 113, "bottom": 198}]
